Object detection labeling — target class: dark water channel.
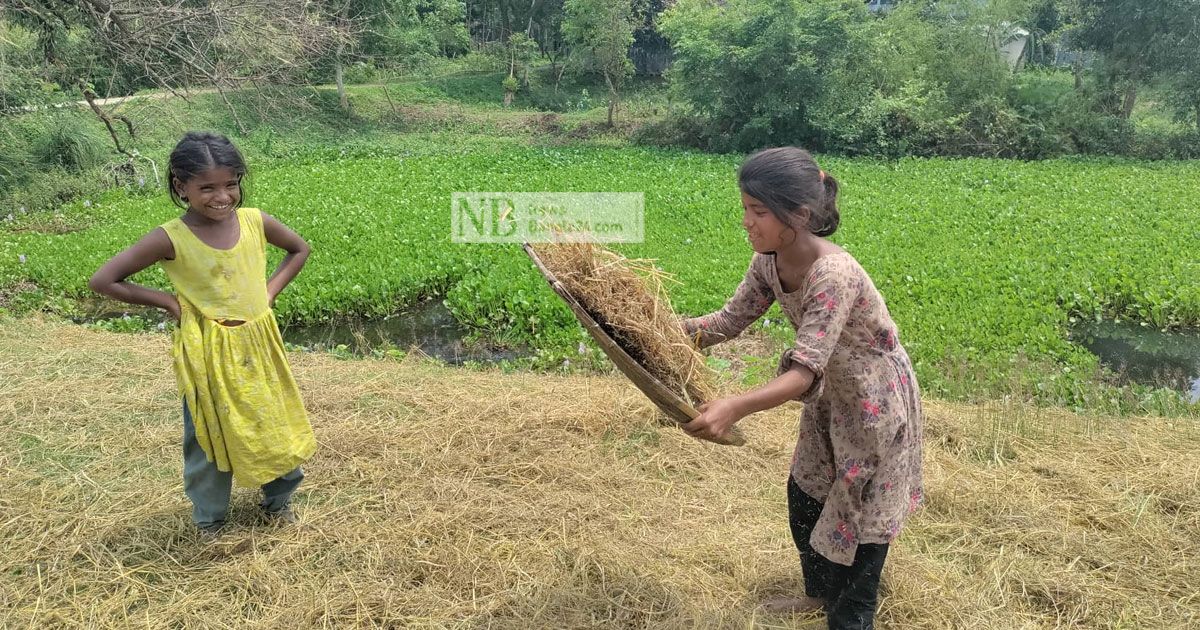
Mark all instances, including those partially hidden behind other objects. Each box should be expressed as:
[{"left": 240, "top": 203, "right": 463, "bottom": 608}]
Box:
[
  {"left": 77, "top": 297, "right": 528, "bottom": 365},
  {"left": 1070, "top": 320, "right": 1200, "bottom": 404},
  {"left": 279, "top": 298, "right": 528, "bottom": 364}
]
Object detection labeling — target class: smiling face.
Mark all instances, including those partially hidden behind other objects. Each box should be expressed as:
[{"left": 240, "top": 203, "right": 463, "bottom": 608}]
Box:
[
  {"left": 741, "top": 191, "right": 806, "bottom": 254},
  {"left": 174, "top": 166, "right": 242, "bottom": 221}
]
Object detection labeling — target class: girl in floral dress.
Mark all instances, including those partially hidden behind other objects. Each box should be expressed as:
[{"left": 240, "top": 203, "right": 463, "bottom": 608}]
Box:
[{"left": 682, "top": 147, "right": 923, "bottom": 630}]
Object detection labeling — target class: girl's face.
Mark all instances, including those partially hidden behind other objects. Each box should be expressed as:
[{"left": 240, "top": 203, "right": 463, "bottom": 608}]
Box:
[
  {"left": 175, "top": 166, "right": 241, "bottom": 221},
  {"left": 741, "top": 192, "right": 802, "bottom": 254}
]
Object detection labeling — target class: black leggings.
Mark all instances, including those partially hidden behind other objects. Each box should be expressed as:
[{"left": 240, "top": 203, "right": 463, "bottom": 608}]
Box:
[{"left": 787, "top": 476, "right": 889, "bottom": 630}]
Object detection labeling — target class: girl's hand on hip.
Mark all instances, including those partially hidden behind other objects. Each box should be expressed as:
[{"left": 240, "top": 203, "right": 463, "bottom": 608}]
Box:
[
  {"left": 164, "top": 296, "right": 181, "bottom": 323},
  {"left": 682, "top": 397, "right": 744, "bottom": 444}
]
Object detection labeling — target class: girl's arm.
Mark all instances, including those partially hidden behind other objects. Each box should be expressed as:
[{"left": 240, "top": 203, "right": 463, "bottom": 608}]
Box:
[
  {"left": 261, "top": 212, "right": 310, "bottom": 306},
  {"left": 681, "top": 365, "right": 815, "bottom": 443},
  {"left": 88, "top": 228, "right": 180, "bottom": 320},
  {"left": 682, "top": 255, "right": 775, "bottom": 348},
  {"left": 684, "top": 257, "right": 859, "bottom": 444}
]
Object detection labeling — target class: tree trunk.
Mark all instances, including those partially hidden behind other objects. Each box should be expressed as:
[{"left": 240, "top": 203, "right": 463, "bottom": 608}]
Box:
[
  {"left": 382, "top": 83, "right": 398, "bottom": 117},
  {"left": 604, "top": 72, "right": 618, "bottom": 127},
  {"left": 335, "top": 58, "right": 348, "bottom": 114},
  {"left": 525, "top": 0, "right": 542, "bottom": 37},
  {"left": 1121, "top": 83, "right": 1137, "bottom": 120},
  {"left": 504, "top": 90, "right": 514, "bottom": 107},
  {"left": 553, "top": 51, "right": 570, "bottom": 93},
  {"left": 1073, "top": 57, "right": 1083, "bottom": 91},
  {"left": 499, "top": 0, "right": 513, "bottom": 40},
  {"left": 335, "top": 3, "right": 350, "bottom": 116}
]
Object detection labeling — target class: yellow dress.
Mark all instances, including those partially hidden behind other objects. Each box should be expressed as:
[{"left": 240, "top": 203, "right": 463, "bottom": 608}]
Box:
[{"left": 160, "top": 208, "right": 317, "bottom": 488}]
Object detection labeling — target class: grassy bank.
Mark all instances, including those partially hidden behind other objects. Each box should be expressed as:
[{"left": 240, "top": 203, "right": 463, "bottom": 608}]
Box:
[{"left": 2, "top": 71, "right": 1199, "bottom": 413}]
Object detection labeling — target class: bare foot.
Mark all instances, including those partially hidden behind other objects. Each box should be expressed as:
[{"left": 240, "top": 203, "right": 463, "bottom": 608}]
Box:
[
  {"left": 196, "top": 524, "right": 224, "bottom": 542},
  {"left": 761, "top": 595, "right": 825, "bottom": 615}
]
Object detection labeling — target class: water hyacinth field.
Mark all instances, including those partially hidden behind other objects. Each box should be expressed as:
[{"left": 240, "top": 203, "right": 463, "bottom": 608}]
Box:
[{"left": 2, "top": 140, "right": 1198, "bottom": 410}]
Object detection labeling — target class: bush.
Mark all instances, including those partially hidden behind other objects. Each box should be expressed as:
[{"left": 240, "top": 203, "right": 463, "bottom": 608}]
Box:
[
  {"left": 657, "top": 0, "right": 1191, "bottom": 160},
  {"left": 0, "top": 20, "right": 44, "bottom": 109},
  {"left": 343, "top": 62, "right": 383, "bottom": 85},
  {"left": 660, "top": 0, "right": 873, "bottom": 152},
  {"left": 33, "top": 114, "right": 107, "bottom": 173},
  {"left": 0, "top": 139, "right": 31, "bottom": 195},
  {"left": 0, "top": 111, "right": 114, "bottom": 212},
  {"left": 1131, "top": 123, "right": 1200, "bottom": 160},
  {"left": 0, "top": 166, "right": 104, "bottom": 214},
  {"left": 630, "top": 112, "right": 712, "bottom": 150},
  {"left": 528, "top": 89, "right": 574, "bottom": 112}
]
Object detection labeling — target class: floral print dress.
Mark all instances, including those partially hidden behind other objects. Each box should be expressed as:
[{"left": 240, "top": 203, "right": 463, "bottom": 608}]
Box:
[{"left": 684, "top": 251, "right": 923, "bottom": 566}]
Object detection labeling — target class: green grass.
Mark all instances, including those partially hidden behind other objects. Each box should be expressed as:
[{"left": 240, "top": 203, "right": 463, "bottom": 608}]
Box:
[
  {"left": 351, "top": 62, "right": 667, "bottom": 112},
  {"left": 2, "top": 63, "right": 1198, "bottom": 414},
  {"left": 2, "top": 140, "right": 1198, "bottom": 414}
]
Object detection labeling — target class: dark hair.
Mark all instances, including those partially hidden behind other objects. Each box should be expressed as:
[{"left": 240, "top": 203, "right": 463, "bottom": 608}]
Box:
[
  {"left": 737, "top": 147, "right": 840, "bottom": 237},
  {"left": 167, "top": 131, "right": 248, "bottom": 209}
]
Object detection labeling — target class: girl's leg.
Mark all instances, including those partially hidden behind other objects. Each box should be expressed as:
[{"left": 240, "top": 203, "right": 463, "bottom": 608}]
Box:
[
  {"left": 764, "top": 476, "right": 837, "bottom": 614},
  {"left": 787, "top": 476, "right": 837, "bottom": 600},
  {"left": 182, "top": 401, "right": 232, "bottom": 529},
  {"left": 823, "top": 542, "right": 889, "bottom": 630},
  {"left": 260, "top": 467, "right": 304, "bottom": 514}
]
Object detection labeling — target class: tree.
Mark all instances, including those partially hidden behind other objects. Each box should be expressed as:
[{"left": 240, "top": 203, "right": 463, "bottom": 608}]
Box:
[
  {"left": 1165, "top": 43, "right": 1200, "bottom": 132},
  {"left": 6, "top": 0, "right": 338, "bottom": 131},
  {"left": 660, "top": 0, "right": 871, "bottom": 150},
  {"left": 500, "top": 32, "right": 537, "bottom": 105},
  {"left": 1025, "top": 0, "right": 1063, "bottom": 66},
  {"left": 1065, "top": 0, "right": 1200, "bottom": 119},
  {"left": 318, "top": 0, "right": 473, "bottom": 115},
  {"left": 313, "top": 0, "right": 390, "bottom": 117},
  {"left": 563, "top": 0, "right": 633, "bottom": 126},
  {"left": 466, "top": 0, "right": 560, "bottom": 48},
  {"left": 360, "top": 0, "right": 471, "bottom": 64}
]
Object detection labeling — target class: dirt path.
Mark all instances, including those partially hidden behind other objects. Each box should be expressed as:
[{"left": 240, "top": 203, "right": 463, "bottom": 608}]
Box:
[{"left": 5, "top": 69, "right": 502, "bottom": 114}]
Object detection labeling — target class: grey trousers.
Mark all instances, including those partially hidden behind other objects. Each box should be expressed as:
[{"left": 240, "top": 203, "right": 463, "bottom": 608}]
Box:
[{"left": 183, "top": 401, "right": 303, "bottom": 528}]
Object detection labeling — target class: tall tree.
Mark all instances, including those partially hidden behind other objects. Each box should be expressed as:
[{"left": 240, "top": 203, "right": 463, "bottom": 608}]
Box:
[
  {"left": 1066, "top": 0, "right": 1200, "bottom": 119},
  {"left": 314, "top": 0, "right": 393, "bottom": 116},
  {"left": 563, "top": 0, "right": 633, "bottom": 126}
]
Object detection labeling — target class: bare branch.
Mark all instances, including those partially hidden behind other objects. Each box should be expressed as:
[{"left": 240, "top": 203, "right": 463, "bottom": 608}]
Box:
[{"left": 78, "top": 81, "right": 133, "bottom": 157}]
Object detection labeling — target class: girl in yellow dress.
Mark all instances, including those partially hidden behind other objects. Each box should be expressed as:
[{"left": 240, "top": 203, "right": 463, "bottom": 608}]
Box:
[{"left": 90, "top": 131, "right": 317, "bottom": 538}]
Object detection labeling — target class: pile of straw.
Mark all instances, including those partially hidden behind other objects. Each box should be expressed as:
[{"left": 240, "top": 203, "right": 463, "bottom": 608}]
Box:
[
  {"left": 529, "top": 241, "right": 718, "bottom": 406},
  {"left": 1, "top": 320, "right": 1198, "bottom": 628}
]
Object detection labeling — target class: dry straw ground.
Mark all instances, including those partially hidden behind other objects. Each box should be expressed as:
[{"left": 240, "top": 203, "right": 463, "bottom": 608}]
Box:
[{"left": 1, "top": 319, "right": 1197, "bottom": 629}]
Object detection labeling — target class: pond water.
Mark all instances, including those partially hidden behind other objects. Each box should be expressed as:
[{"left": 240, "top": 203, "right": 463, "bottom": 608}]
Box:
[
  {"left": 76, "top": 297, "right": 529, "bottom": 365},
  {"left": 1070, "top": 320, "right": 1200, "bottom": 404},
  {"left": 280, "top": 298, "right": 528, "bottom": 364}
]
